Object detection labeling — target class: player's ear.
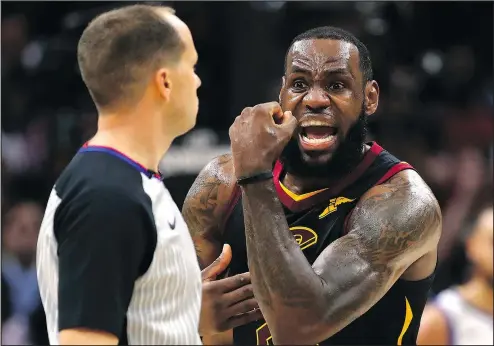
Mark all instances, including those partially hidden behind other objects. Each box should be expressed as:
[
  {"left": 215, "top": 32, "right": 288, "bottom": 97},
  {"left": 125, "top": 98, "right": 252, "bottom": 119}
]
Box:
[
  {"left": 364, "top": 80, "right": 379, "bottom": 116},
  {"left": 155, "top": 68, "right": 172, "bottom": 101}
]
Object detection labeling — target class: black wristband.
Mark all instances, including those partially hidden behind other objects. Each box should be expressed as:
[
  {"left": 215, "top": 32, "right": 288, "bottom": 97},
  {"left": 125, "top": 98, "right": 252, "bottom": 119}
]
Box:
[{"left": 237, "top": 171, "right": 273, "bottom": 186}]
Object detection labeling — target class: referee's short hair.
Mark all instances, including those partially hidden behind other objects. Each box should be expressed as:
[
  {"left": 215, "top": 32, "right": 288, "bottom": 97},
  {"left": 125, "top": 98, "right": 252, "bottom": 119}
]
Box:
[{"left": 77, "top": 4, "right": 185, "bottom": 110}]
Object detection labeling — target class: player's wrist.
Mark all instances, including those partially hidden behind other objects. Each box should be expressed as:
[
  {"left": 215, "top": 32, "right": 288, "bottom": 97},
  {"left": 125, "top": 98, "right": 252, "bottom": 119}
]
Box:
[{"left": 237, "top": 171, "right": 273, "bottom": 186}]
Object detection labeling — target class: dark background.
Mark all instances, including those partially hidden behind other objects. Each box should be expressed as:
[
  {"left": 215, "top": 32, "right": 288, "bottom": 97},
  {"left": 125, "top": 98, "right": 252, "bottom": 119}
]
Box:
[{"left": 1, "top": 2, "right": 492, "bottom": 344}]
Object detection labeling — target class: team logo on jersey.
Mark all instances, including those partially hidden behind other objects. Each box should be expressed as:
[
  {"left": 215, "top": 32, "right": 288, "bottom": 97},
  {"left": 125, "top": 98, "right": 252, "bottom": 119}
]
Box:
[
  {"left": 318, "top": 197, "right": 355, "bottom": 219},
  {"left": 290, "top": 226, "right": 318, "bottom": 250}
]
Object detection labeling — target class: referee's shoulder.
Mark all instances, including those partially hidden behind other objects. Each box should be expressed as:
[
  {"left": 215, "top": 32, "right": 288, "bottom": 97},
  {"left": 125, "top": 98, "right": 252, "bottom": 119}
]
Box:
[{"left": 55, "top": 152, "right": 149, "bottom": 207}]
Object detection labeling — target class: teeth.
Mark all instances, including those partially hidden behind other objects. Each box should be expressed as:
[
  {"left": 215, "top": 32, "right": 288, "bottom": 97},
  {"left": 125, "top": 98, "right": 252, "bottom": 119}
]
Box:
[
  {"left": 300, "top": 120, "right": 332, "bottom": 127},
  {"left": 301, "top": 134, "right": 335, "bottom": 144}
]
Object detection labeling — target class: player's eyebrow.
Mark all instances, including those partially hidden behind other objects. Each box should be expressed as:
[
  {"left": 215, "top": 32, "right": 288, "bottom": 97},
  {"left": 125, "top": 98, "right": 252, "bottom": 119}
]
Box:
[{"left": 290, "top": 65, "right": 354, "bottom": 79}]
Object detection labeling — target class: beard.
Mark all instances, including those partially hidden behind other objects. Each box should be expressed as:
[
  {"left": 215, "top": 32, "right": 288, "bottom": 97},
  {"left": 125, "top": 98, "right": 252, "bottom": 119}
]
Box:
[{"left": 279, "top": 111, "right": 368, "bottom": 180}]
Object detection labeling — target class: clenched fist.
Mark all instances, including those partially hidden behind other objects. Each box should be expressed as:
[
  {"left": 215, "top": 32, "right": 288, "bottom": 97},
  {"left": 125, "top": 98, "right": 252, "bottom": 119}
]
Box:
[{"left": 228, "top": 102, "right": 297, "bottom": 179}]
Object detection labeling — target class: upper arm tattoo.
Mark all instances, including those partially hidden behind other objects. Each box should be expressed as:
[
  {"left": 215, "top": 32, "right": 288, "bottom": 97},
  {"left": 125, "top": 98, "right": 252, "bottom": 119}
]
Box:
[
  {"left": 182, "top": 154, "right": 233, "bottom": 267},
  {"left": 307, "top": 172, "right": 442, "bottom": 333},
  {"left": 316, "top": 171, "right": 442, "bottom": 283},
  {"left": 348, "top": 172, "right": 441, "bottom": 269}
]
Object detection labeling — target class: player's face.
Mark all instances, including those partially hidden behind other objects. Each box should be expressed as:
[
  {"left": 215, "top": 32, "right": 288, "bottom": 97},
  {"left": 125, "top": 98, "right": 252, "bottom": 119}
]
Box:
[
  {"left": 279, "top": 39, "right": 378, "bottom": 179},
  {"left": 467, "top": 209, "right": 494, "bottom": 285}
]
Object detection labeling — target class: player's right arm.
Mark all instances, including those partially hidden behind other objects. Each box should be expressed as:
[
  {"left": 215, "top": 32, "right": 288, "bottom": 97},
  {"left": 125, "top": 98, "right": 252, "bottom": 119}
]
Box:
[
  {"left": 417, "top": 304, "right": 450, "bottom": 345},
  {"left": 54, "top": 187, "right": 153, "bottom": 345},
  {"left": 183, "top": 154, "right": 261, "bottom": 344}
]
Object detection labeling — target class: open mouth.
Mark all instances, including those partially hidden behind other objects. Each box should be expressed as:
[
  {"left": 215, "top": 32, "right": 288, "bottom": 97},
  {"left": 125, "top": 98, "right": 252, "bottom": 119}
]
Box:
[{"left": 299, "top": 120, "right": 338, "bottom": 150}]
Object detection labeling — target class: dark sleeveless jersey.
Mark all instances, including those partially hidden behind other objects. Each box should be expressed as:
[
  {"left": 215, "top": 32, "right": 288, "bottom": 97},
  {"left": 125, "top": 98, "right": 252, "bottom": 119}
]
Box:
[{"left": 222, "top": 142, "right": 435, "bottom": 345}]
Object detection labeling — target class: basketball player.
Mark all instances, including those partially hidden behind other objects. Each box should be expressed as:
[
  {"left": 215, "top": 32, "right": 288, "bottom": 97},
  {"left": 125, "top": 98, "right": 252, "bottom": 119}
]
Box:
[
  {"left": 418, "top": 207, "right": 493, "bottom": 345},
  {"left": 183, "top": 26, "right": 442, "bottom": 345},
  {"left": 37, "top": 5, "right": 207, "bottom": 345}
]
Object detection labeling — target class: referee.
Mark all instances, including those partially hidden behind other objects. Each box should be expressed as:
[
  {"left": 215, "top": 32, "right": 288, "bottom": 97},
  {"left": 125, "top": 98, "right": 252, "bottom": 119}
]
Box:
[{"left": 36, "top": 5, "right": 202, "bottom": 345}]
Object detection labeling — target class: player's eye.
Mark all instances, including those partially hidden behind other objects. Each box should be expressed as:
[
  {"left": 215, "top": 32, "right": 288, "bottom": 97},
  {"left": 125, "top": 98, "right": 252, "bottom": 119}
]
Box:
[
  {"left": 292, "top": 80, "right": 308, "bottom": 90},
  {"left": 329, "top": 82, "right": 345, "bottom": 91}
]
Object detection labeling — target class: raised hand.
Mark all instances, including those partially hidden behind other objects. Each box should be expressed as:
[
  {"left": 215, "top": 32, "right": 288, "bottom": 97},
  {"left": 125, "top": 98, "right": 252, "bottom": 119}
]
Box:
[{"left": 229, "top": 102, "right": 297, "bottom": 179}]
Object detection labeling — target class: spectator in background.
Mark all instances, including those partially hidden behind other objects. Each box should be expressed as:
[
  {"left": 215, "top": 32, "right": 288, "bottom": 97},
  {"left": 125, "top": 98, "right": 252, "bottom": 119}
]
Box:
[
  {"left": 2, "top": 200, "right": 45, "bottom": 345},
  {"left": 429, "top": 147, "right": 486, "bottom": 294},
  {"left": 418, "top": 207, "right": 493, "bottom": 345},
  {"left": 2, "top": 274, "right": 13, "bottom": 324}
]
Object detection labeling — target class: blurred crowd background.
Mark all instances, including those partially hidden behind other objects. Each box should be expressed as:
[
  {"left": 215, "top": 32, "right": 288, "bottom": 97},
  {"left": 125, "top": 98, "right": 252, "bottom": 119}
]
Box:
[{"left": 1, "top": 1, "right": 493, "bottom": 345}]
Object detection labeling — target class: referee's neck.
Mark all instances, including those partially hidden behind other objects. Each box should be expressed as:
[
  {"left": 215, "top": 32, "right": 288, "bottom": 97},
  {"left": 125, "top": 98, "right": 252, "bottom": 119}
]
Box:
[{"left": 90, "top": 113, "right": 173, "bottom": 172}]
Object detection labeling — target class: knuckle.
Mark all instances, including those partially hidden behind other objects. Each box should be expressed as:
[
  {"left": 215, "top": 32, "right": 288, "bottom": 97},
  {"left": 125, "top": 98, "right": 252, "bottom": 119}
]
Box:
[
  {"left": 243, "top": 286, "right": 253, "bottom": 296},
  {"left": 269, "top": 101, "right": 280, "bottom": 109},
  {"left": 236, "top": 274, "right": 246, "bottom": 285},
  {"left": 252, "top": 104, "right": 262, "bottom": 112},
  {"left": 240, "top": 107, "right": 252, "bottom": 117}
]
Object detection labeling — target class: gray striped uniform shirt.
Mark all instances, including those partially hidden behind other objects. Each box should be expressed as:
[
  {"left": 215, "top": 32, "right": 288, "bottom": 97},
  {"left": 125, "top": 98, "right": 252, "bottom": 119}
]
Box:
[{"left": 36, "top": 145, "right": 202, "bottom": 345}]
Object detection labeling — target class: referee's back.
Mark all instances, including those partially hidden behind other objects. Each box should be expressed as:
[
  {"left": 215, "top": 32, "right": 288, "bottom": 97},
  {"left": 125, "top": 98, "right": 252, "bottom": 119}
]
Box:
[{"left": 37, "top": 145, "right": 202, "bottom": 345}]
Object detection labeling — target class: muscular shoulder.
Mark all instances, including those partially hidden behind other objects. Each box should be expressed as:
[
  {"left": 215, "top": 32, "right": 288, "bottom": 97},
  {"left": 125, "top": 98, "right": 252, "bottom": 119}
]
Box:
[
  {"left": 182, "top": 154, "right": 237, "bottom": 266},
  {"left": 183, "top": 154, "right": 237, "bottom": 224},
  {"left": 185, "top": 154, "right": 237, "bottom": 201},
  {"left": 347, "top": 169, "right": 442, "bottom": 268}
]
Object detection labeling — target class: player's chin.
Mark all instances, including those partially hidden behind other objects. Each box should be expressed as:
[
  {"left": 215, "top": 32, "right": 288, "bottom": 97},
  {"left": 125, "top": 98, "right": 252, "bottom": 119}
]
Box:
[{"left": 297, "top": 133, "right": 339, "bottom": 164}]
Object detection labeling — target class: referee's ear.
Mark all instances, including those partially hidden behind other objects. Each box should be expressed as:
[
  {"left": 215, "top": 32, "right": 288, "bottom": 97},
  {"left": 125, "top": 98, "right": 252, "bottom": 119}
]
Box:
[
  {"left": 155, "top": 68, "right": 172, "bottom": 102},
  {"left": 201, "top": 244, "right": 232, "bottom": 281}
]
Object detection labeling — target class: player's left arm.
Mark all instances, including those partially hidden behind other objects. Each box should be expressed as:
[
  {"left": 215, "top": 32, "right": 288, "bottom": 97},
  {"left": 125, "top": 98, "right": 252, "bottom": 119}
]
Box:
[{"left": 240, "top": 169, "right": 442, "bottom": 345}]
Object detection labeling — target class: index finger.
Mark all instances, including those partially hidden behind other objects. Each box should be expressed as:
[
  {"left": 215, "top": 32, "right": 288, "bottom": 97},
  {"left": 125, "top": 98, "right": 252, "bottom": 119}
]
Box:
[
  {"left": 265, "top": 102, "right": 284, "bottom": 124},
  {"left": 252, "top": 102, "right": 283, "bottom": 123},
  {"left": 216, "top": 272, "right": 251, "bottom": 293}
]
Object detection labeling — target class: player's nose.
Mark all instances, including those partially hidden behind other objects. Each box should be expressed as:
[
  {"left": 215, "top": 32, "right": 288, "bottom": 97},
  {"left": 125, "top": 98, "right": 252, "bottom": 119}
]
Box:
[{"left": 302, "top": 87, "right": 331, "bottom": 111}]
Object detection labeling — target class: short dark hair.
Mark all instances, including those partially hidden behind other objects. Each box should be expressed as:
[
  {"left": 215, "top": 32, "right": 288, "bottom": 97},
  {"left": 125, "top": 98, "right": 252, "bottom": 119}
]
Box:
[
  {"left": 77, "top": 4, "right": 185, "bottom": 109},
  {"left": 285, "top": 26, "right": 373, "bottom": 83}
]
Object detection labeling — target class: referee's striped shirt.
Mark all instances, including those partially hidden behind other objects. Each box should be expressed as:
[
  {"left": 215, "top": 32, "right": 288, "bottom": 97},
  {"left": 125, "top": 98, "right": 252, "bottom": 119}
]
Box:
[{"left": 36, "top": 145, "right": 202, "bottom": 345}]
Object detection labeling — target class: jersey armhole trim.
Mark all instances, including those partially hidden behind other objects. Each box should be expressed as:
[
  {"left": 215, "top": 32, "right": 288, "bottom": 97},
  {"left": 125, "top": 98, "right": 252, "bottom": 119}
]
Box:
[
  {"left": 220, "top": 184, "right": 242, "bottom": 230},
  {"left": 375, "top": 162, "right": 414, "bottom": 186}
]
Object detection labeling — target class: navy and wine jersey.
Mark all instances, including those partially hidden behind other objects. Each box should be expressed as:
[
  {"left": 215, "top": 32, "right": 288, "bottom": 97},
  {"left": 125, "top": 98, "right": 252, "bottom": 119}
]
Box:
[{"left": 223, "top": 142, "right": 435, "bottom": 345}]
